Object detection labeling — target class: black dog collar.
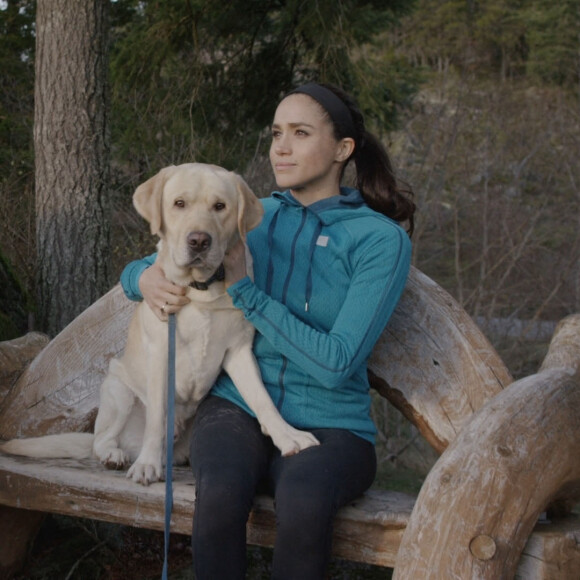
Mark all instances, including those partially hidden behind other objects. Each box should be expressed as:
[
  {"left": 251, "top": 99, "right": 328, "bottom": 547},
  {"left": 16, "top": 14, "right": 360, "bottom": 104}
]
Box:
[{"left": 189, "top": 264, "right": 225, "bottom": 291}]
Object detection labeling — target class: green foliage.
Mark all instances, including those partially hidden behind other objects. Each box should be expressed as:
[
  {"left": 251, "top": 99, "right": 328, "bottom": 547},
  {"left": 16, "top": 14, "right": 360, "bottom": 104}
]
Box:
[
  {"left": 0, "top": 1, "right": 36, "bottom": 300},
  {"left": 0, "top": 0, "right": 35, "bottom": 172},
  {"left": 0, "top": 250, "right": 31, "bottom": 340},
  {"left": 474, "top": 0, "right": 529, "bottom": 77},
  {"left": 108, "top": 0, "right": 419, "bottom": 177},
  {"left": 398, "top": 0, "right": 580, "bottom": 86},
  {"left": 525, "top": 0, "right": 580, "bottom": 87}
]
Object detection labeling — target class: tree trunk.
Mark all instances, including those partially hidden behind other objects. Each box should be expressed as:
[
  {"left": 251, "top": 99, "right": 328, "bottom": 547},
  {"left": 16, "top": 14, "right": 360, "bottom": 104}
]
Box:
[{"left": 34, "top": 0, "right": 111, "bottom": 336}]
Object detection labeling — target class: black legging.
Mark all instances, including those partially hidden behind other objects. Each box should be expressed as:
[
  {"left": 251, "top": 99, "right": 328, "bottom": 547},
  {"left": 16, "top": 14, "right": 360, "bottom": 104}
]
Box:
[{"left": 189, "top": 395, "right": 377, "bottom": 580}]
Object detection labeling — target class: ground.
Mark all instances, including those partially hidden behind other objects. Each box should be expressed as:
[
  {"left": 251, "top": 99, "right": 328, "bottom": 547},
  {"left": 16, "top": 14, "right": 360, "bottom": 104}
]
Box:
[{"left": 14, "top": 515, "right": 392, "bottom": 579}]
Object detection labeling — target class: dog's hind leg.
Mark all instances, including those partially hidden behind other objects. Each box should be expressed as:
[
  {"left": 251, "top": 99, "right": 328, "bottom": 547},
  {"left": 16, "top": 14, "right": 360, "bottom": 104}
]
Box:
[{"left": 93, "top": 360, "right": 136, "bottom": 470}]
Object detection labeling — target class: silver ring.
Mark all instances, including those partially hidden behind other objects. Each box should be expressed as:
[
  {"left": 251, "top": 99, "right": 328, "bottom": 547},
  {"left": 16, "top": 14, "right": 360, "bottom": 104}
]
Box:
[{"left": 161, "top": 303, "right": 167, "bottom": 313}]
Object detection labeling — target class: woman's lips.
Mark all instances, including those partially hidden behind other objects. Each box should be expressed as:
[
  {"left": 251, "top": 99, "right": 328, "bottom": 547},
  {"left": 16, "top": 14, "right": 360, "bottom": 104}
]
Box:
[{"left": 274, "top": 162, "right": 295, "bottom": 171}]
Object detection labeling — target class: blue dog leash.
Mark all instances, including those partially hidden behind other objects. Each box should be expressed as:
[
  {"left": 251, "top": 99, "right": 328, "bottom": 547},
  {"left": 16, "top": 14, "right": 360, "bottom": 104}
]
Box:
[{"left": 162, "top": 313, "right": 176, "bottom": 580}]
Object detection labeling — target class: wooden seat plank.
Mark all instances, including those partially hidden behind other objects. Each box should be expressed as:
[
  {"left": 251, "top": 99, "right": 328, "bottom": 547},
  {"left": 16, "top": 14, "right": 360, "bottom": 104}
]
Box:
[{"left": 0, "top": 453, "right": 415, "bottom": 568}]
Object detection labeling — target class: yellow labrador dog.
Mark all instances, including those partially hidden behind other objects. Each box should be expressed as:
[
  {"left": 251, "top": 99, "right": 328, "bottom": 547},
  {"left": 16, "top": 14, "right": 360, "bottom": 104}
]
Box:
[{"left": 1, "top": 163, "right": 319, "bottom": 484}]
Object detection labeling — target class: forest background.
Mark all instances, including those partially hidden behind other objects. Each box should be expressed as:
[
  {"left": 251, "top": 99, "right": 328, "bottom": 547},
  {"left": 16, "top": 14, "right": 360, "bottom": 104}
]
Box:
[{"left": 0, "top": 0, "right": 579, "bottom": 577}]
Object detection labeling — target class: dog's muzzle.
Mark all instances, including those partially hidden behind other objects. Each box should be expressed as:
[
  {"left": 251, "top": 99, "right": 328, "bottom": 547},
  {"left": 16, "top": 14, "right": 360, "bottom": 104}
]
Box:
[{"left": 187, "top": 231, "right": 212, "bottom": 252}]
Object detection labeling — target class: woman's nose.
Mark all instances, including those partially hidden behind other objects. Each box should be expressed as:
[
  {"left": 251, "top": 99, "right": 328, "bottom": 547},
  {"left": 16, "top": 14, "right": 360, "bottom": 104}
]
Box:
[{"left": 274, "top": 135, "right": 290, "bottom": 155}]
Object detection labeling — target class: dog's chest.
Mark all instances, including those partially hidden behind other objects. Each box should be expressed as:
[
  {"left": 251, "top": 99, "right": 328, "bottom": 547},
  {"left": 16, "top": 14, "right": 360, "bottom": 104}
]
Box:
[{"left": 173, "top": 302, "right": 250, "bottom": 401}]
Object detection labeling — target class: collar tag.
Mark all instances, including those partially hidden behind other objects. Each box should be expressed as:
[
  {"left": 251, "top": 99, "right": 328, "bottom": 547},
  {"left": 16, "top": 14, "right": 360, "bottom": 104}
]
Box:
[{"left": 316, "top": 235, "right": 329, "bottom": 247}]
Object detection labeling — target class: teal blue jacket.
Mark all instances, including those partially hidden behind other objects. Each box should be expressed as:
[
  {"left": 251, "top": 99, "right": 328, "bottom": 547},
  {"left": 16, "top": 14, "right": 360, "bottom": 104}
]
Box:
[{"left": 120, "top": 188, "right": 411, "bottom": 444}]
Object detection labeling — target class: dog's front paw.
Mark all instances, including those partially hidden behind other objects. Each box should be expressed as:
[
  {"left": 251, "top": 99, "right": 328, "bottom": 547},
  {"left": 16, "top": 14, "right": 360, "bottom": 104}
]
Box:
[
  {"left": 270, "top": 426, "right": 320, "bottom": 457},
  {"left": 97, "top": 448, "right": 128, "bottom": 470},
  {"left": 127, "top": 461, "right": 164, "bottom": 485}
]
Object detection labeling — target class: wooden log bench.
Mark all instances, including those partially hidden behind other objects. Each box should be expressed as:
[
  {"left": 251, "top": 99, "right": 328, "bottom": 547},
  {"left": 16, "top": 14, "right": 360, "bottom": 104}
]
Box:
[
  {"left": 1, "top": 268, "right": 579, "bottom": 578},
  {"left": 1, "top": 454, "right": 578, "bottom": 578}
]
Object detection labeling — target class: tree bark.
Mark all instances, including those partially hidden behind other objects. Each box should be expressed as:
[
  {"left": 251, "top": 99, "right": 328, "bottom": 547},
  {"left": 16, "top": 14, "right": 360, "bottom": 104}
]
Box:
[
  {"left": 34, "top": 0, "right": 111, "bottom": 336},
  {"left": 393, "top": 314, "right": 580, "bottom": 580}
]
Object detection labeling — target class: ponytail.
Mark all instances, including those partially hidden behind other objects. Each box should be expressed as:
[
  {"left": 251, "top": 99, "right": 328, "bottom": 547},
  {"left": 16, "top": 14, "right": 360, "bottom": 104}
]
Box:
[{"left": 353, "top": 131, "right": 416, "bottom": 236}]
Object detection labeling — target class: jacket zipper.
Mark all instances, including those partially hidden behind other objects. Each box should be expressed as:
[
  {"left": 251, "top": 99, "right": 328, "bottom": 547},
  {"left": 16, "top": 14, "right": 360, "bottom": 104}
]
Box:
[{"left": 277, "top": 208, "right": 307, "bottom": 410}]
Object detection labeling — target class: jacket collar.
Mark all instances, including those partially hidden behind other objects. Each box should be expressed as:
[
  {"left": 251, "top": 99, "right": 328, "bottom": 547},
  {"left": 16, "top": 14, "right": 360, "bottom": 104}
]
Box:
[{"left": 271, "top": 187, "right": 364, "bottom": 219}]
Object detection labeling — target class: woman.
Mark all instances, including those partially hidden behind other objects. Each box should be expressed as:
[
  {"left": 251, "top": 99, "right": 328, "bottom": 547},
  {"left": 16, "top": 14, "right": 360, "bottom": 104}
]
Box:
[{"left": 121, "top": 82, "right": 415, "bottom": 579}]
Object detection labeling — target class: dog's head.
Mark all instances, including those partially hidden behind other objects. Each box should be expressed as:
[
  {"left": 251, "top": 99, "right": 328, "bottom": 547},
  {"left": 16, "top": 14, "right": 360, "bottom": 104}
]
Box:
[{"left": 133, "top": 163, "right": 263, "bottom": 285}]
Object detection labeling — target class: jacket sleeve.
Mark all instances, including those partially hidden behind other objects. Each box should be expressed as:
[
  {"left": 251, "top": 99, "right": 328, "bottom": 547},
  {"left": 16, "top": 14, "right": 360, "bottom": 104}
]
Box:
[
  {"left": 119, "top": 253, "right": 157, "bottom": 301},
  {"left": 227, "top": 229, "right": 411, "bottom": 389}
]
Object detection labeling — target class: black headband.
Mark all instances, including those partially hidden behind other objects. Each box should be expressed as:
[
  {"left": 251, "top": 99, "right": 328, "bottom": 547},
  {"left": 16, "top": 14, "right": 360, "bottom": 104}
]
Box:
[{"left": 287, "top": 83, "right": 357, "bottom": 139}]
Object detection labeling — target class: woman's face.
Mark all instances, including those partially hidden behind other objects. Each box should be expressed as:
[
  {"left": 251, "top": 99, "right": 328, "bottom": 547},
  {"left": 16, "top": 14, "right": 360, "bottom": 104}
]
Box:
[{"left": 269, "top": 94, "right": 353, "bottom": 204}]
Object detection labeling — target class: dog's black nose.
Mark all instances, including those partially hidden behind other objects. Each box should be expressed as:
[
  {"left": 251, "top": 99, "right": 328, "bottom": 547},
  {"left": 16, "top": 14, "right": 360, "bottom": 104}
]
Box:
[{"left": 187, "top": 231, "right": 212, "bottom": 252}]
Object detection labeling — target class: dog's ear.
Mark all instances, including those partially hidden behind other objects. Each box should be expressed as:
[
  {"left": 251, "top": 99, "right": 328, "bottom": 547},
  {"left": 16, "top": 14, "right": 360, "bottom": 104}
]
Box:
[
  {"left": 235, "top": 175, "right": 264, "bottom": 240},
  {"left": 133, "top": 166, "right": 176, "bottom": 236}
]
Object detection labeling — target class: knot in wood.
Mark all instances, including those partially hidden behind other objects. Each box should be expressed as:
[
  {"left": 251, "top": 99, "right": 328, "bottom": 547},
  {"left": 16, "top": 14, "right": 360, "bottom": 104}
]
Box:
[
  {"left": 496, "top": 444, "right": 512, "bottom": 457},
  {"left": 469, "top": 534, "right": 497, "bottom": 561}
]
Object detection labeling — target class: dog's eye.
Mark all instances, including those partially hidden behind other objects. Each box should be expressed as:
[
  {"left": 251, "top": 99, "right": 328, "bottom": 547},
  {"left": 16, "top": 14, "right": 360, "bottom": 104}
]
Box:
[
  {"left": 214, "top": 202, "right": 226, "bottom": 211},
  {"left": 174, "top": 199, "right": 185, "bottom": 208}
]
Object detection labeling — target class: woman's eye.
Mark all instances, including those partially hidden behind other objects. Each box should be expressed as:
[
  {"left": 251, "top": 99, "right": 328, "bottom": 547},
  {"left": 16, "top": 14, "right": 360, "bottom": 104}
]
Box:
[
  {"left": 214, "top": 202, "right": 226, "bottom": 211},
  {"left": 174, "top": 199, "right": 185, "bottom": 208}
]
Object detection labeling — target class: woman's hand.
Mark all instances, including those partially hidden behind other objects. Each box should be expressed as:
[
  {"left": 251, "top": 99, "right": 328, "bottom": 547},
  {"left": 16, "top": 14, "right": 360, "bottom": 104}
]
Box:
[
  {"left": 139, "top": 261, "right": 190, "bottom": 321},
  {"left": 224, "top": 240, "right": 249, "bottom": 288}
]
